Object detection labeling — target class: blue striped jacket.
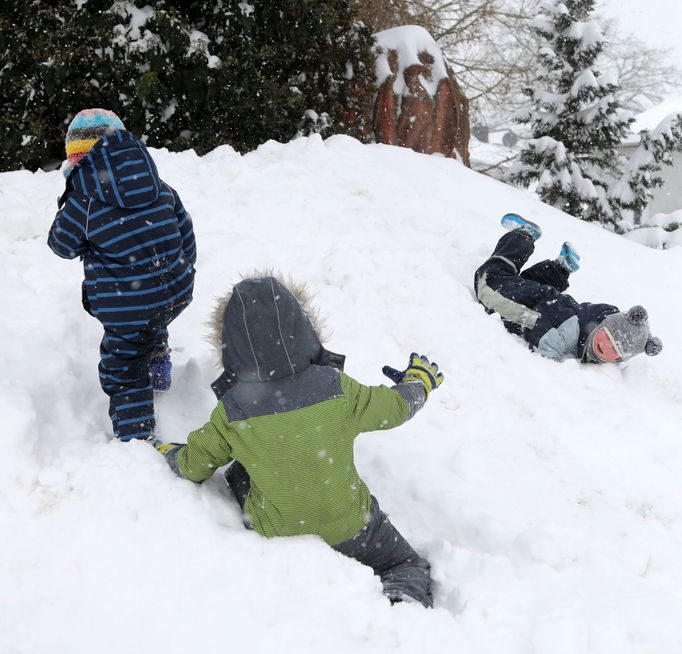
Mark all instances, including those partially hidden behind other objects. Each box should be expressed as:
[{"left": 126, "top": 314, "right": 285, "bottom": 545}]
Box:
[{"left": 48, "top": 130, "right": 196, "bottom": 330}]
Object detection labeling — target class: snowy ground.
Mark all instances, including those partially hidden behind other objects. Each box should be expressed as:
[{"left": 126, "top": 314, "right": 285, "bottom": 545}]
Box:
[{"left": 2, "top": 136, "right": 682, "bottom": 654}]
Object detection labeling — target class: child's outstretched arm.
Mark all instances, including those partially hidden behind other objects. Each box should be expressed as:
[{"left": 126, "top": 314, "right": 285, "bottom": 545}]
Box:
[
  {"left": 154, "top": 404, "right": 233, "bottom": 482},
  {"left": 47, "top": 193, "right": 89, "bottom": 259},
  {"left": 345, "top": 353, "right": 444, "bottom": 433}
]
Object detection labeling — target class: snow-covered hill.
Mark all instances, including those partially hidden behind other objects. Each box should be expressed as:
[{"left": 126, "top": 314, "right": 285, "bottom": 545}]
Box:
[{"left": 2, "top": 136, "right": 682, "bottom": 654}]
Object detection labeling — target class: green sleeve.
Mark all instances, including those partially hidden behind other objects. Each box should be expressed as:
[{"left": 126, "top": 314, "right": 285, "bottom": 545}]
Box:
[
  {"left": 176, "top": 403, "right": 234, "bottom": 482},
  {"left": 340, "top": 372, "right": 410, "bottom": 433}
]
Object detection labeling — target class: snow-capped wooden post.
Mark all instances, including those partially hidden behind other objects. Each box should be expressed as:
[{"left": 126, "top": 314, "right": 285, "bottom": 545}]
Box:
[{"left": 373, "top": 26, "right": 470, "bottom": 166}]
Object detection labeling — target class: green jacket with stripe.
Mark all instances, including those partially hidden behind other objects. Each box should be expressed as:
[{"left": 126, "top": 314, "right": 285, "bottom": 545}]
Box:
[
  {"left": 175, "top": 370, "right": 419, "bottom": 545},
  {"left": 165, "top": 276, "right": 427, "bottom": 546}
]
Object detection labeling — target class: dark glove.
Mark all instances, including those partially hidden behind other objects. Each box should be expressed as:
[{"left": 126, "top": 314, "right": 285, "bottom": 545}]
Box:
[{"left": 382, "top": 353, "right": 444, "bottom": 397}]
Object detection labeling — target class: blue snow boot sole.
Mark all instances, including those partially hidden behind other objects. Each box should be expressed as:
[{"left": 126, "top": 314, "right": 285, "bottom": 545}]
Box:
[
  {"left": 557, "top": 241, "right": 580, "bottom": 272},
  {"left": 501, "top": 213, "right": 542, "bottom": 241}
]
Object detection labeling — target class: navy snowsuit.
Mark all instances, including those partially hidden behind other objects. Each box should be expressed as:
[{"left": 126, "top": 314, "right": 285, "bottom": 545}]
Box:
[
  {"left": 48, "top": 129, "right": 196, "bottom": 440},
  {"left": 474, "top": 230, "right": 618, "bottom": 361}
]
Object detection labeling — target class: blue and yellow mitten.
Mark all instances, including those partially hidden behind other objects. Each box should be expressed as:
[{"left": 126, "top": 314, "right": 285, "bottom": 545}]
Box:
[{"left": 382, "top": 353, "right": 444, "bottom": 397}]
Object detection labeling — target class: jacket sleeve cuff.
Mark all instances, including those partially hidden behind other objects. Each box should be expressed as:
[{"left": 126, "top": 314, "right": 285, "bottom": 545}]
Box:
[{"left": 393, "top": 382, "right": 427, "bottom": 420}]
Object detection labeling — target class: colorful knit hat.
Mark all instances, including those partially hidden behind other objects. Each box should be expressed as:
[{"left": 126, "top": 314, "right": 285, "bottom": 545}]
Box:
[{"left": 64, "top": 108, "right": 125, "bottom": 177}]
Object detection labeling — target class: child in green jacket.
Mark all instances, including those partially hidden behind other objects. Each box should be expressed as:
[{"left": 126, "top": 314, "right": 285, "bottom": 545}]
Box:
[{"left": 155, "top": 275, "right": 443, "bottom": 607}]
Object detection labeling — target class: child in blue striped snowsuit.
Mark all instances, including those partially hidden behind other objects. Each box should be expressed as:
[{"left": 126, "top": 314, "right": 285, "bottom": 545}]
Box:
[{"left": 48, "top": 109, "right": 196, "bottom": 441}]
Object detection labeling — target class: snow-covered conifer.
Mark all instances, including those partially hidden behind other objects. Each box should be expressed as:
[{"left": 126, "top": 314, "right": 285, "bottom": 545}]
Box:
[
  {"left": 508, "top": 0, "right": 633, "bottom": 229},
  {"left": 610, "top": 113, "right": 682, "bottom": 221}
]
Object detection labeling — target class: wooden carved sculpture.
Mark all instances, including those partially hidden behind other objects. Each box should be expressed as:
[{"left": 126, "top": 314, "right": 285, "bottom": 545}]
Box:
[{"left": 372, "top": 27, "right": 470, "bottom": 166}]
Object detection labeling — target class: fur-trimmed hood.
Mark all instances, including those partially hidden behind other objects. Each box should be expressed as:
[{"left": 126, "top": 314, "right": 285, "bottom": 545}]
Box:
[{"left": 211, "top": 274, "right": 327, "bottom": 383}]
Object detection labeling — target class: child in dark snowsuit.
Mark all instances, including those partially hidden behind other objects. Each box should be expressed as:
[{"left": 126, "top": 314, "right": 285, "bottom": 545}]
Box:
[
  {"left": 154, "top": 275, "right": 444, "bottom": 607},
  {"left": 474, "top": 214, "right": 663, "bottom": 363},
  {"left": 48, "top": 109, "right": 196, "bottom": 441}
]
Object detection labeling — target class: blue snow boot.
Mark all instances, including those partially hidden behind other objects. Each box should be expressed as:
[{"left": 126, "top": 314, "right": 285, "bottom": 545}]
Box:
[
  {"left": 501, "top": 213, "right": 542, "bottom": 241},
  {"left": 149, "top": 351, "right": 172, "bottom": 392},
  {"left": 557, "top": 241, "right": 580, "bottom": 273}
]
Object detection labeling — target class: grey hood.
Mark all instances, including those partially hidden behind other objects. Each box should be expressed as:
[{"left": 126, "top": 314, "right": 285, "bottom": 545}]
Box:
[
  {"left": 219, "top": 276, "right": 325, "bottom": 383},
  {"left": 210, "top": 276, "right": 346, "bottom": 419}
]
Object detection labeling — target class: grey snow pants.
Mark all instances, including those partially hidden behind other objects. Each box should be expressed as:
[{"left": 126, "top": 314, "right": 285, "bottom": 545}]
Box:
[{"left": 224, "top": 461, "right": 433, "bottom": 608}]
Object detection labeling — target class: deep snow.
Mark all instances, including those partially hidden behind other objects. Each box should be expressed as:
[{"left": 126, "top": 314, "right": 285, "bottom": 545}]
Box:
[{"left": 2, "top": 135, "right": 682, "bottom": 654}]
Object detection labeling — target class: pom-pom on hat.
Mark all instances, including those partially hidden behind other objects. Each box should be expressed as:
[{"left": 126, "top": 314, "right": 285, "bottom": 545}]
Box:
[
  {"left": 645, "top": 336, "right": 663, "bottom": 356},
  {"left": 64, "top": 108, "right": 125, "bottom": 177}
]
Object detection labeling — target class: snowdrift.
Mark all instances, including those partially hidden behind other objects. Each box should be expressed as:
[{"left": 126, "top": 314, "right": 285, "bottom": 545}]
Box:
[{"left": 2, "top": 135, "right": 682, "bottom": 654}]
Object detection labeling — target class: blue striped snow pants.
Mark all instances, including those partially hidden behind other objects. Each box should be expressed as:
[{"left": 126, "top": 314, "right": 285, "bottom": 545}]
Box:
[{"left": 98, "top": 298, "right": 190, "bottom": 441}]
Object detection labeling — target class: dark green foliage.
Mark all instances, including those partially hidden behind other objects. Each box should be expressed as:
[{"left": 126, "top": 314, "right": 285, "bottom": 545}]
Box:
[
  {"left": 0, "top": 0, "right": 375, "bottom": 171},
  {"left": 1, "top": 1, "right": 120, "bottom": 169}
]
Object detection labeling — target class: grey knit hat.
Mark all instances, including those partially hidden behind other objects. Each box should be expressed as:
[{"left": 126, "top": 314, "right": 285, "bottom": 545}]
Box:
[{"left": 586, "top": 306, "right": 662, "bottom": 362}]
